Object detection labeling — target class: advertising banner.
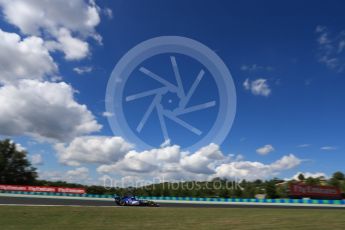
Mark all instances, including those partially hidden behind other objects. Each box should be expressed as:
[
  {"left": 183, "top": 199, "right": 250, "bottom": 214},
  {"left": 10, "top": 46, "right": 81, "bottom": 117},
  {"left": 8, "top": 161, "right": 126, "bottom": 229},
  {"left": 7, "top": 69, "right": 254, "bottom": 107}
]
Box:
[
  {"left": 289, "top": 183, "right": 342, "bottom": 199},
  {"left": 0, "top": 184, "right": 86, "bottom": 194}
]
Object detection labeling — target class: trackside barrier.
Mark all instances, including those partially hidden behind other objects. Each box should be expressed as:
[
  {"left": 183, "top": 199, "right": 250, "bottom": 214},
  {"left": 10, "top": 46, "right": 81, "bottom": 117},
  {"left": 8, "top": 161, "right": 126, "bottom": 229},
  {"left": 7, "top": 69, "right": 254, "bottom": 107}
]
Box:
[{"left": 1, "top": 190, "right": 344, "bottom": 205}]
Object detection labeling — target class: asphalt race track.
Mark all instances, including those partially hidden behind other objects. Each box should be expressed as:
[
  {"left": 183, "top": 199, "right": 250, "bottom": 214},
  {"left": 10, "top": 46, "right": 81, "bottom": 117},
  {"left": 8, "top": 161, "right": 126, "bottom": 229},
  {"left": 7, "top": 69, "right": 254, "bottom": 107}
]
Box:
[
  {"left": 0, "top": 196, "right": 115, "bottom": 207},
  {"left": 1, "top": 196, "right": 344, "bottom": 209}
]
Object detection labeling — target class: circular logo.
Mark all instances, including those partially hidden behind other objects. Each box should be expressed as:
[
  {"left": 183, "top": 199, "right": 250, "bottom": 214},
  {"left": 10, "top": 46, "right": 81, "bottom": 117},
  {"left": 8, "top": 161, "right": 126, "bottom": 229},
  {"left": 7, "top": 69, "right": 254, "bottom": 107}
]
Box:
[{"left": 106, "top": 36, "right": 236, "bottom": 151}]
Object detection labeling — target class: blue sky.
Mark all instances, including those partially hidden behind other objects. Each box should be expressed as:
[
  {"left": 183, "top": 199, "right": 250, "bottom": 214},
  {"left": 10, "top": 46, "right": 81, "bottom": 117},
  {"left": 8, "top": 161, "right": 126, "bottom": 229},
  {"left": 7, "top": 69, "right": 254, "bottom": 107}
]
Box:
[{"left": 0, "top": 0, "right": 344, "bottom": 184}]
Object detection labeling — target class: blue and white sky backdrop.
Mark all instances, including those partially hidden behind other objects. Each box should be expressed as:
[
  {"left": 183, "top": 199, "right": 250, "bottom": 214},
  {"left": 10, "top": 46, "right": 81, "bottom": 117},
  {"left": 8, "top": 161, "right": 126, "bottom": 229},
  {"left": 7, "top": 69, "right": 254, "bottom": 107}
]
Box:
[{"left": 0, "top": 0, "right": 344, "bottom": 185}]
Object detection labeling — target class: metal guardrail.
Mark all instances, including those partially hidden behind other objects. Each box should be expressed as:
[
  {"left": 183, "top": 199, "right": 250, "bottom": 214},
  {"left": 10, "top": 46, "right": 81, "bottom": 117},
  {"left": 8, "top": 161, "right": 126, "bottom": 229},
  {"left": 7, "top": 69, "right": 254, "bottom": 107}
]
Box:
[{"left": 1, "top": 190, "right": 344, "bottom": 205}]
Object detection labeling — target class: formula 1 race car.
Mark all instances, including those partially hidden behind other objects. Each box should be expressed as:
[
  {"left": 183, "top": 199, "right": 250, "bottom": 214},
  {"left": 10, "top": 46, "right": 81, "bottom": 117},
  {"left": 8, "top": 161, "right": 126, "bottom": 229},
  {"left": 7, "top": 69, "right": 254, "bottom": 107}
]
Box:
[{"left": 114, "top": 195, "right": 160, "bottom": 207}]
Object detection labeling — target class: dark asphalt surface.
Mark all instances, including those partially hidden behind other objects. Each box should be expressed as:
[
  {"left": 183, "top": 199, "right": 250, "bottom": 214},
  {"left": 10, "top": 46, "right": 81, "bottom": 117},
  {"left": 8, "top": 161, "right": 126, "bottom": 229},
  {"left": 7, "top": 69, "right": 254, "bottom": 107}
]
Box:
[
  {"left": 0, "top": 196, "right": 115, "bottom": 206},
  {"left": 1, "top": 196, "right": 343, "bottom": 209}
]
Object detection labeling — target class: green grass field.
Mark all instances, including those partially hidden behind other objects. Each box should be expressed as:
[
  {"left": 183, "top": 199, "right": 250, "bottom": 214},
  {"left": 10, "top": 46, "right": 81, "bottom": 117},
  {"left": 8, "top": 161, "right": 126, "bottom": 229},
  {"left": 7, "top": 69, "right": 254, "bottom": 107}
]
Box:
[{"left": 0, "top": 206, "right": 344, "bottom": 230}]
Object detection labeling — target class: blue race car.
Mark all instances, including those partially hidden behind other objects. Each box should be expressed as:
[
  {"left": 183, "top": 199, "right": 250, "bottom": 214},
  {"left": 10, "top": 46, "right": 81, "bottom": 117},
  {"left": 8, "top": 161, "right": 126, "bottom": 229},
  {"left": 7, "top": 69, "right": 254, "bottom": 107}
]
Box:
[{"left": 114, "top": 195, "right": 160, "bottom": 207}]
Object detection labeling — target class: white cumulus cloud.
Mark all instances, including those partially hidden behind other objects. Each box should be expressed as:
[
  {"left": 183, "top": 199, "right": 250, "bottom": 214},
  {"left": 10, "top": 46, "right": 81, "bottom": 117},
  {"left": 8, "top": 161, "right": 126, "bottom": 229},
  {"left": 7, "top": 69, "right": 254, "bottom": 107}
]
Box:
[
  {"left": 256, "top": 144, "right": 275, "bottom": 155},
  {"left": 97, "top": 145, "right": 181, "bottom": 174},
  {"left": 66, "top": 167, "right": 89, "bottom": 180},
  {"left": 39, "top": 167, "right": 91, "bottom": 184},
  {"left": 0, "top": 29, "right": 57, "bottom": 84},
  {"left": 56, "top": 136, "right": 134, "bottom": 166},
  {"left": 243, "top": 78, "right": 271, "bottom": 96},
  {"left": 0, "top": 79, "right": 101, "bottom": 141},
  {"left": 215, "top": 154, "right": 301, "bottom": 181},
  {"left": 0, "top": 0, "right": 100, "bottom": 36},
  {"left": 180, "top": 143, "right": 224, "bottom": 174},
  {"left": 0, "top": 0, "right": 102, "bottom": 60},
  {"left": 46, "top": 28, "right": 89, "bottom": 60},
  {"left": 96, "top": 142, "right": 301, "bottom": 182},
  {"left": 73, "top": 66, "right": 93, "bottom": 75}
]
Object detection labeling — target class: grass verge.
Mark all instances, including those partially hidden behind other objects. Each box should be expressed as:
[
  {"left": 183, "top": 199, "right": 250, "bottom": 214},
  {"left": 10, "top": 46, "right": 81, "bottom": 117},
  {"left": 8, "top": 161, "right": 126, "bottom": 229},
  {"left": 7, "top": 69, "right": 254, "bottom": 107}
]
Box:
[{"left": 0, "top": 206, "right": 344, "bottom": 230}]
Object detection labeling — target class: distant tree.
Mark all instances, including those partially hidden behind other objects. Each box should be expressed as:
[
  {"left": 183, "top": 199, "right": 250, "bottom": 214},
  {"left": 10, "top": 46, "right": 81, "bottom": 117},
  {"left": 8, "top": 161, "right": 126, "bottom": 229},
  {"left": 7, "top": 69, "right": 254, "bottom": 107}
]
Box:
[
  {"left": 298, "top": 173, "right": 305, "bottom": 181},
  {"left": 305, "top": 177, "right": 320, "bottom": 186},
  {"left": 162, "top": 183, "right": 172, "bottom": 197},
  {"left": 276, "top": 183, "right": 288, "bottom": 198},
  {"left": 0, "top": 139, "right": 37, "bottom": 185},
  {"left": 219, "top": 187, "right": 229, "bottom": 198},
  {"left": 340, "top": 182, "right": 345, "bottom": 193},
  {"left": 253, "top": 179, "right": 263, "bottom": 185},
  {"left": 332, "top": 171, "right": 345, "bottom": 181},
  {"left": 242, "top": 184, "right": 256, "bottom": 198},
  {"left": 328, "top": 171, "right": 345, "bottom": 189},
  {"left": 272, "top": 178, "right": 285, "bottom": 184},
  {"left": 329, "top": 178, "right": 341, "bottom": 188},
  {"left": 233, "top": 188, "right": 243, "bottom": 198},
  {"left": 86, "top": 185, "right": 107, "bottom": 195},
  {"left": 265, "top": 181, "right": 278, "bottom": 198}
]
